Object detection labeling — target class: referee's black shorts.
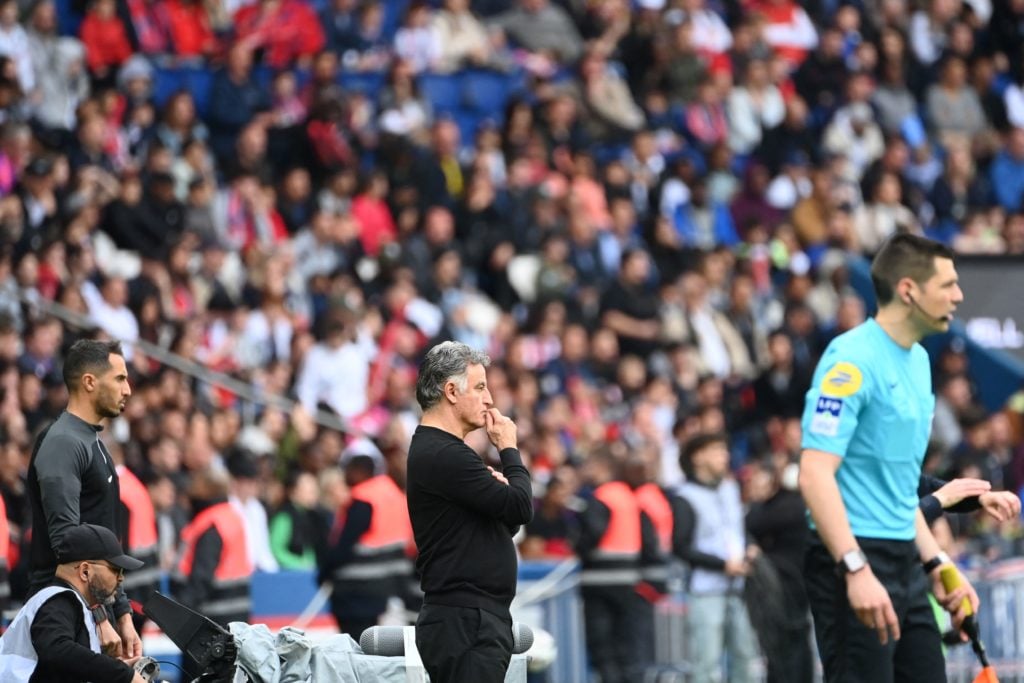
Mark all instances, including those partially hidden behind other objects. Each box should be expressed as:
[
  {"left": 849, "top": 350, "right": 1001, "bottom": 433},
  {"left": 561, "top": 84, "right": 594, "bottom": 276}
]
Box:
[{"left": 804, "top": 534, "right": 946, "bottom": 683}]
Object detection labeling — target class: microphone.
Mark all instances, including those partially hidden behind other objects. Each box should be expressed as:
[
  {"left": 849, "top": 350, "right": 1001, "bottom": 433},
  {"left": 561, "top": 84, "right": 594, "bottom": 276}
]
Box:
[
  {"left": 939, "top": 565, "right": 990, "bottom": 668},
  {"left": 360, "top": 622, "right": 535, "bottom": 657},
  {"left": 907, "top": 295, "right": 951, "bottom": 324}
]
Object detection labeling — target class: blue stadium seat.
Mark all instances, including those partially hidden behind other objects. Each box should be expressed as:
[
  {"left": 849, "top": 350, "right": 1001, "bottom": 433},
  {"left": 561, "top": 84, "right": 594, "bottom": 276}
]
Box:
[
  {"left": 418, "top": 73, "right": 462, "bottom": 115},
  {"left": 152, "top": 67, "right": 214, "bottom": 118},
  {"left": 380, "top": 0, "right": 410, "bottom": 41},
  {"left": 55, "top": 0, "right": 82, "bottom": 37},
  {"left": 452, "top": 108, "right": 484, "bottom": 146},
  {"left": 339, "top": 70, "right": 386, "bottom": 98},
  {"left": 460, "top": 69, "right": 513, "bottom": 119}
]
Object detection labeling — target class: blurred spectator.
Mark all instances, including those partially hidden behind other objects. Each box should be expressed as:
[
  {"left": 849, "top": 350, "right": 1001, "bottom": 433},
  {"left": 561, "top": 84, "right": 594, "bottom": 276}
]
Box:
[
  {"left": 320, "top": 448, "right": 414, "bottom": 638},
  {"left": 164, "top": 0, "right": 217, "bottom": 58},
  {"left": 727, "top": 58, "right": 784, "bottom": 156},
  {"left": 577, "top": 47, "right": 646, "bottom": 141},
  {"left": 675, "top": 433, "right": 760, "bottom": 683},
  {"left": 925, "top": 55, "right": 986, "bottom": 144},
  {"left": 745, "top": 456, "right": 812, "bottom": 683},
  {"left": 822, "top": 102, "right": 884, "bottom": 181},
  {"left": 599, "top": 248, "right": 660, "bottom": 357},
  {"left": 295, "top": 312, "right": 374, "bottom": 419},
  {"left": 853, "top": 170, "right": 920, "bottom": 254},
  {"left": 393, "top": 2, "right": 440, "bottom": 74},
  {"left": 790, "top": 26, "right": 847, "bottom": 114},
  {"left": 173, "top": 466, "right": 253, "bottom": 627},
  {"left": 751, "top": 0, "right": 818, "bottom": 69},
  {"left": 80, "top": 0, "right": 133, "bottom": 87},
  {"left": 269, "top": 469, "right": 325, "bottom": 569},
  {"left": 207, "top": 45, "right": 270, "bottom": 164},
  {"left": 872, "top": 60, "right": 918, "bottom": 137},
  {"left": 26, "top": 1, "right": 89, "bottom": 131},
  {"left": 320, "top": 0, "right": 361, "bottom": 57},
  {"left": 0, "top": 0, "right": 33, "bottom": 94},
  {"left": 227, "top": 448, "right": 279, "bottom": 573},
  {"left": 490, "top": 0, "right": 584, "bottom": 68},
  {"left": 909, "top": 0, "right": 958, "bottom": 68},
  {"left": 576, "top": 449, "right": 656, "bottom": 683},
  {"left": 233, "top": 0, "right": 325, "bottom": 70},
  {"left": 990, "top": 127, "right": 1024, "bottom": 212},
  {"left": 752, "top": 331, "right": 811, "bottom": 420},
  {"left": 431, "top": 0, "right": 495, "bottom": 73},
  {"left": 927, "top": 137, "right": 991, "bottom": 230}
]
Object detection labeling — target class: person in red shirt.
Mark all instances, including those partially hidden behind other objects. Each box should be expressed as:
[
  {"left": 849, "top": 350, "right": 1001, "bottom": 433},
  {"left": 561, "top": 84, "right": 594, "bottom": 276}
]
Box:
[
  {"left": 233, "top": 0, "right": 325, "bottom": 70},
  {"left": 351, "top": 170, "right": 397, "bottom": 257},
  {"left": 80, "top": 0, "right": 133, "bottom": 85},
  {"left": 165, "top": 0, "right": 217, "bottom": 58}
]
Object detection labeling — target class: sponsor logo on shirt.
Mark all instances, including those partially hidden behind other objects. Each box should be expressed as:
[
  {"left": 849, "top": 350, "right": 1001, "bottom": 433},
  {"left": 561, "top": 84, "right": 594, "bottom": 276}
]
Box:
[
  {"left": 820, "top": 361, "right": 863, "bottom": 398},
  {"left": 810, "top": 397, "right": 843, "bottom": 437}
]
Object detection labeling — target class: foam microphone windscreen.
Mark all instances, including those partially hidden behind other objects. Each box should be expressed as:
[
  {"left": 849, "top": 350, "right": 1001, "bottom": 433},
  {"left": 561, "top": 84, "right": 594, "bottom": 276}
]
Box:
[
  {"left": 360, "top": 626, "right": 407, "bottom": 656},
  {"left": 511, "top": 622, "right": 534, "bottom": 654},
  {"left": 360, "top": 622, "right": 535, "bottom": 656}
]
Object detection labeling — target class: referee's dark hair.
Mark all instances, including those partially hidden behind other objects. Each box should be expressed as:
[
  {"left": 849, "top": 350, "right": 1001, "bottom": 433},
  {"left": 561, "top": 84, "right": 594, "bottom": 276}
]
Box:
[
  {"left": 870, "top": 234, "right": 955, "bottom": 306},
  {"left": 679, "top": 431, "right": 729, "bottom": 479},
  {"left": 62, "top": 339, "right": 124, "bottom": 390}
]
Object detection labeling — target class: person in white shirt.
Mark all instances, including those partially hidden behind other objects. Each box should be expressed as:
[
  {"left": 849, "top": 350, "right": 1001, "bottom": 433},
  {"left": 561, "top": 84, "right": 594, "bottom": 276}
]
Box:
[
  {"left": 682, "top": 0, "right": 732, "bottom": 56},
  {"left": 727, "top": 58, "right": 785, "bottom": 155},
  {"left": 0, "top": 0, "right": 34, "bottom": 94},
  {"left": 227, "top": 449, "right": 279, "bottom": 573},
  {"left": 294, "top": 312, "right": 375, "bottom": 420},
  {"left": 80, "top": 276, "right": 138, "bottom": 360}
]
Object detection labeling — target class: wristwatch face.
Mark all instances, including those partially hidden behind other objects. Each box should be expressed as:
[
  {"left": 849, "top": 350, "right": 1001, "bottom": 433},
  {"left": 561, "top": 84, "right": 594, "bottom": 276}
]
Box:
[{"left": 842, "top": 549, "right": 867, "bottom": 573}]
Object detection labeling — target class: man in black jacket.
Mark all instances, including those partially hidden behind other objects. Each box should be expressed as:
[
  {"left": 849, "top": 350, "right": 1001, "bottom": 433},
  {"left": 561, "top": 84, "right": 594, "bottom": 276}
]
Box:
[
  {"left": 27, "top": 339, "right": 140, "bottom": 659},
  {"left": 407, "top": 341, "right": 533, "bottom": 683},
  {"left": 0, "top": 523, "right": 146, "bottom": 682}
]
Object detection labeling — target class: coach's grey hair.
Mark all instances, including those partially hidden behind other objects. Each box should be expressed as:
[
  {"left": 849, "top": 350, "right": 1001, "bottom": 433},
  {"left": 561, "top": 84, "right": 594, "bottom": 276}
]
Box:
[{"left": 416, "top": 341, "right": 491, "bottom": 410}]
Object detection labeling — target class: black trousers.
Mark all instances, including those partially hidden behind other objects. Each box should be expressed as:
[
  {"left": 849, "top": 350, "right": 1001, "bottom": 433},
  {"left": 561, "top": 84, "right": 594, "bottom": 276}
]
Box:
[
  {"left": 415, "top": 604, "right": 513, "bottom": 683},
  {"left": 330, "top": 591, "right": 386, "bottom": 641},
  {"left": 581, "top": 585, "right": 647, "bottom": 683},
  {"left": 804, "top": 535, "right": 946, "bottom": 683}
]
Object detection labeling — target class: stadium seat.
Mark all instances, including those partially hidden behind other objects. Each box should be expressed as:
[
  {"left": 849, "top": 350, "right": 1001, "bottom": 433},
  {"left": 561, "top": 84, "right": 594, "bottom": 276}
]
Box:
[
  {"left": 152, "top": 67, "right": 214, "bottom": 118},
  {"left": 418, "top": 73, "right": 462, "bottom": 115},
  {"left": 338, "top": 70, "right": 386, "bottom": 98},
  {"left": 452, "top": 108, "right": 485, "bottom": 146},
  {"left": 460, "top": 70, "right": 513, "bottom": 119}
]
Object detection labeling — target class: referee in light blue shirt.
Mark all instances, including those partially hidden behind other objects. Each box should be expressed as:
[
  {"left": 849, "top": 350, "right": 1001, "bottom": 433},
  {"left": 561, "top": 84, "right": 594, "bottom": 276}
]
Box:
[{"left": 798, "top": 234, "right": 979, "bottom": 683}]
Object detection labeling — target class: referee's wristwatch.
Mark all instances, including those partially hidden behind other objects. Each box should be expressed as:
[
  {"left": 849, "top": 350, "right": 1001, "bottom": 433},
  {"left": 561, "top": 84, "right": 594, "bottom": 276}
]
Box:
[
  {"left": 837, "top": 548, "right": 869, "bottom": 575},
  {"left": 922, "top": 551, "right": 951, "bottom": 575}
]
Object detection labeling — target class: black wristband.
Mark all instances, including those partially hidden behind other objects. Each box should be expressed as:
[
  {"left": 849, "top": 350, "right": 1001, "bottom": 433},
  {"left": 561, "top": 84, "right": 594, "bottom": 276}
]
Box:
[
  {"left": 90, "top": 605, "right": 109, "bottom": 624},
  {"left": 922, "top": 551, "right": 950, "bottom": 575}
]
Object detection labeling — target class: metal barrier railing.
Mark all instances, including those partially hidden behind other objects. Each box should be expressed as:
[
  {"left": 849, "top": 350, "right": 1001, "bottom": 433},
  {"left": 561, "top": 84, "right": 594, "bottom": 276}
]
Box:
[
  {"left": 15, "top": 286, "right": 348, "bottom": 432},
  {"left": 514, "top": 559, "right": 1024, "bottom": 683}
]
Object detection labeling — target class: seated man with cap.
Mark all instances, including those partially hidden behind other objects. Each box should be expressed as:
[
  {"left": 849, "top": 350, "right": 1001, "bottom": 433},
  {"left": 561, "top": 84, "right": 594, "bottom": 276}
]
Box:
[{"left": 0, "top": 524, "right": 147, "bottom": 683}]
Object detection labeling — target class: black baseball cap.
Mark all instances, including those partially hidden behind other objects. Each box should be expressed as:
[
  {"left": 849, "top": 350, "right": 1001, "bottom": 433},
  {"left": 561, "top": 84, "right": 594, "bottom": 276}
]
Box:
[{"left": 57, "top": 524, "right": 145, "bottom": 570}]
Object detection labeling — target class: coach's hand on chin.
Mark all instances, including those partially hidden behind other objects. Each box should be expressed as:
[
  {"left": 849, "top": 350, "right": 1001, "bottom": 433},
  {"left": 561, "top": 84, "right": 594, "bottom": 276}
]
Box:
[{"left": 484, "top": 408, "right": 517, "bottom": 451}]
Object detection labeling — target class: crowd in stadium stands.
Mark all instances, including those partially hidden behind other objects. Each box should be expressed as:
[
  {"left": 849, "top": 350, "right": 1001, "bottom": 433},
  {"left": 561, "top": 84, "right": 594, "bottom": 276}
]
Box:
[{"left": 1, "top": 0, "right": 1024, "bottom": 629}]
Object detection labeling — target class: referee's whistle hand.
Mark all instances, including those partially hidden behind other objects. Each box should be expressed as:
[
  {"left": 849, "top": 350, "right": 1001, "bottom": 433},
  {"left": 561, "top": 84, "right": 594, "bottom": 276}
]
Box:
[
  {"left": 847, "top": 568, "right": 900, "bottom": 644},
  {"left": 485, "top": 408, "right": 517, "bottom": 451}
]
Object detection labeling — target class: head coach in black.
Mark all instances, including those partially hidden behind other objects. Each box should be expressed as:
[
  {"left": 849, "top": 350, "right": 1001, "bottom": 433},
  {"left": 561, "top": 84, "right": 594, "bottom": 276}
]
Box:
[
  {"left": 26, "top": 339, "right": 141, "bottom": 660},
  {"left": 407, "top": 341, "right": 533, "bottom": 682}
]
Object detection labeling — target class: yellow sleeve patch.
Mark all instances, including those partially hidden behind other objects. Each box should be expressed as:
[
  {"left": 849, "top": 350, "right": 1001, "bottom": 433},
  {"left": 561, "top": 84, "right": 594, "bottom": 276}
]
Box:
[{"left": 820, "top": 361, "right": 864, "bottom": 397}]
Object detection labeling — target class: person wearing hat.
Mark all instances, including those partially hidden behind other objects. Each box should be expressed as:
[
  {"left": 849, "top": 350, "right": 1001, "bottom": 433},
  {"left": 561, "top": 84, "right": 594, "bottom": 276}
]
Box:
[{"left": 0, "top": 523, "right": 146, "bottom": 683}]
